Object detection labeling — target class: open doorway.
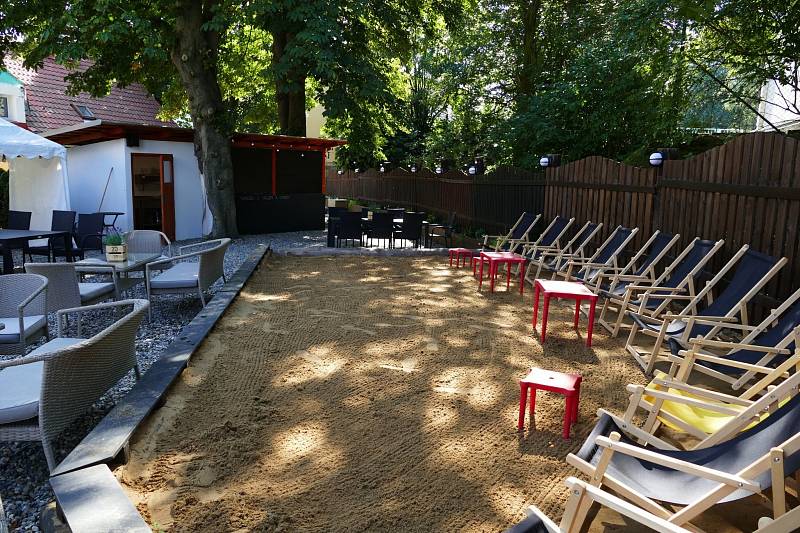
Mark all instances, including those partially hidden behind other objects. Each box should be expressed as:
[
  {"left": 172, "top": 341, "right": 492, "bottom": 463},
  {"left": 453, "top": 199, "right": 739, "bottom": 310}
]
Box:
[{"left": 131, "top": 153, "right": 175, "bottom": 239}]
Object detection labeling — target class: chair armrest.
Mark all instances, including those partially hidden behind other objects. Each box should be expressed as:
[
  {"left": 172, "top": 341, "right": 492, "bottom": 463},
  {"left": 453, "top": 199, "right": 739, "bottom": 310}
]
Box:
[
  {"left": 18, "top": 281, "right": 48, "bottom": 323},
  {"left": 686, "top": 337, "right": 791, "bottom": 354},
  {"left": 593, "top": 435, "right": 760, "bottom": 492},
  {"left": 665, "top": 313, "right": 738, "bottom": 322},
  {"left": 625, "top": 285, "right": 686, "bottom": 293},
  {"left": 79, "top": 233, "right": 104, "bottom": 249},
  {"left": 56, "top": 299, "right": 147, "bottom": 337},
  {"left": 634, "top": 378, "right": 752, "bottom": 406},
  {"left": 179, "top": 240, "right": 222, "bottom": 254}
]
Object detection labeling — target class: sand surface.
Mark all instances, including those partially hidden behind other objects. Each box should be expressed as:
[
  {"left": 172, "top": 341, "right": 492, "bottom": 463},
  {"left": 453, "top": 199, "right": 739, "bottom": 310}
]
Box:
[{"left": 116, "top": 256, "right": 764, "bottom": 531}]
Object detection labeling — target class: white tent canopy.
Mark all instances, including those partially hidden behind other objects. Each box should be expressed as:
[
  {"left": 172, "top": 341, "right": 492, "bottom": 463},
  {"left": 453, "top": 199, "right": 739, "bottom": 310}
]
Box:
[{"left": 0, "top": 117, "right": 71, "bottom": 232}]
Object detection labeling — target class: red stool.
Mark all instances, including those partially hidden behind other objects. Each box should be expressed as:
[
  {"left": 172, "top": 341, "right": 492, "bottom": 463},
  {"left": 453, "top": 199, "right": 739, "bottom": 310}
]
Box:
[
  {"left": 517, "top": 367, "right": 582, "bottom": 439},
  {"left": 448, "top": 247, "right": 474, "bottom": 267}
]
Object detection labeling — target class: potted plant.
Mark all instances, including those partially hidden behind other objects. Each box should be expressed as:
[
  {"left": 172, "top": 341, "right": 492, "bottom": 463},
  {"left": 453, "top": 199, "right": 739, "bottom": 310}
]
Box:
[{"left": 104, "top": 229, "right": 127, "bottom": 262}]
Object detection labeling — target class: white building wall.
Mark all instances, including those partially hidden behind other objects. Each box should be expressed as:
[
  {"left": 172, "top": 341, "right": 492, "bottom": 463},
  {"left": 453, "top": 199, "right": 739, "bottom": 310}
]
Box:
[
  {"left": 756, "top": 79, "right": 800, "bottom": 132},
  {"left": 65, "top": 138, "right": 131, "bottom": 231},
  {"left": 127, "top": 140, "right": 208, "bottom": 240},
  {"left": 0, "top": 81, "right": 26, "bottom": 123}
]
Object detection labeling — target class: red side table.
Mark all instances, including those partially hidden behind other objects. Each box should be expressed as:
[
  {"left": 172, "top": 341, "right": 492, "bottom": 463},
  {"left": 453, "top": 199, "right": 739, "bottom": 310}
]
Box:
[
  {"left": 517, "top": 367, "right": 582, "bottom": 439},
  {"left": 477, "top": 251, "right": 528, "bottom": 294},
  {"left": 448, "top": 247, "right": 474, "bottom": 267},
  {"left": 532, "top": 279, "right": 599, "bottom": 347}
]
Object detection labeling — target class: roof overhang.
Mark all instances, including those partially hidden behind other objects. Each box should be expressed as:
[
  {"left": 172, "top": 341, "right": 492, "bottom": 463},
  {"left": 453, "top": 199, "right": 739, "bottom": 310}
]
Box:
[{"left": 43, "top": 120, "right": 346, "bottom": 151}]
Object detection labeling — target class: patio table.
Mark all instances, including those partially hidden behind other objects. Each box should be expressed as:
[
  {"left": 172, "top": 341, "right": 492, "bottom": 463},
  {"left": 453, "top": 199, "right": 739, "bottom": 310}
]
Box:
[
  {"left": 532, "top": 279, "right": 598, "bottom": 347},
  {"left": 96, "top": 211, "right": 125, "bottom": 234},
  {"left": 477, "top": 251, "right": 527, "bottom": 294},
  {"left": 75, "top": 252, "right": 162, "bottom": 294},
  {"left": 0, "top": 229, "right": 73, "bottom": 274}
]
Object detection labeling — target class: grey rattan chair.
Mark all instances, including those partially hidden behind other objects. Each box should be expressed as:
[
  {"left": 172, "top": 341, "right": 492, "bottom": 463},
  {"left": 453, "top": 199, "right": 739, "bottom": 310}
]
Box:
[
  {"left": 0, "top": 493, "right": 6, "bottom": 533},
  {"left": 145, "top": 238, "right": 230, "bottom": 318},
  {"left": 0, "top": 299, "right": 148, "bottom": 471},
  {"left": 125, "top": 230, "right": 174, "bottom": 273},
  {"left": 25, "top": 263, "right": 118, "bottom": 317},
  {"left": 0, "top": 274, "right": 49, "bottom": 356}
]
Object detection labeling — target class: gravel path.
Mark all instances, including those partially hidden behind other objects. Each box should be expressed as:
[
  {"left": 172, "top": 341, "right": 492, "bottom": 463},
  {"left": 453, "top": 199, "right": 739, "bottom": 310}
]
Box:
[{"left": 0, "top": 231, "right": 325, "bottom": 532}]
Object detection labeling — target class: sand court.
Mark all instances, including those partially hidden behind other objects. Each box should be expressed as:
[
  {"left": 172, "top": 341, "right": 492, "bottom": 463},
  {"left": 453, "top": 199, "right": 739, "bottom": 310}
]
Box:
[{"left": 114, "top": 255, "right": 760, "bottom": 531}]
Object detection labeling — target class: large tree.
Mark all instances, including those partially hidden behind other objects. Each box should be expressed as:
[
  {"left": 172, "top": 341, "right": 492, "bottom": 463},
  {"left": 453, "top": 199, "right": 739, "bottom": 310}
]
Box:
[{"left": 1, "top": 0, "right": 241, "bottom": 237}]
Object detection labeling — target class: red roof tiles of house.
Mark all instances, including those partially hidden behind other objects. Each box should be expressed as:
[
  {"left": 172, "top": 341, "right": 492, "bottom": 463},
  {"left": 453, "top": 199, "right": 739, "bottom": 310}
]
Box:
[{"left": 5, "top": 57, "right": 174, "bottom": 133}]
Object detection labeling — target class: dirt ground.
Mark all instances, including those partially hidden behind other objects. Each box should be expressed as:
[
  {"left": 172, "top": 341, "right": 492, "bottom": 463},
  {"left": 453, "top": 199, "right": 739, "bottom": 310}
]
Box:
[{"left": 115, "top": 255, "right": 768, "bottom": 532}]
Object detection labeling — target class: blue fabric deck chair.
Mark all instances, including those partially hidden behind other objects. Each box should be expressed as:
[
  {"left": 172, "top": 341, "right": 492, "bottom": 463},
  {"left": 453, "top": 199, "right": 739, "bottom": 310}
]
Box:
[
  {"left": 587, "top": 231, "right": 679, "bottom": 297},
  {"left": 563, "top": 391, "right": 800, "bottom": 531},
  {"left": 527, "top": 221, "right": 603, "bottom": 282},
  {"left": 560, "top": 225, "right": 639, "bottom": 283},
  {"left": 600, "top": 238, "right": 723, "bottom": 337},
  {"left": 665, "top": 286, "right": 800, "bottom": 391},
  {"left": 518, "top": 215, "right": 575, "bottom": 262},
  {"left": 506, "top": 476, "right": 691, "bottom": 533},
  {"left": 626, "top": 246, "right": 787, "bottom": 375},
  {"left": 481, "top": 212, "right": 541, "bottom": 253}
]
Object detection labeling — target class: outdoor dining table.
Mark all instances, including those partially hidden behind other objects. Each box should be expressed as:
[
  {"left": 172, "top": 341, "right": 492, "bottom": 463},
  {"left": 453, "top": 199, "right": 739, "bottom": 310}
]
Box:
[
  {"left": 0, "top": 229, "right": 73, "bottom": 274},
  {"left": 75, "top": 252, "right": 162, "bottom": 294},
  {"left": 96, "top": 211, "right": 125, "bottom": 234}
]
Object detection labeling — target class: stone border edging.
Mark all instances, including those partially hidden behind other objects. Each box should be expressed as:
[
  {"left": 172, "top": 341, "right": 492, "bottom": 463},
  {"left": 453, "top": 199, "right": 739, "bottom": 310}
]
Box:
[{"left": 48, "top": 244, "right": 270, "bottom": 532}]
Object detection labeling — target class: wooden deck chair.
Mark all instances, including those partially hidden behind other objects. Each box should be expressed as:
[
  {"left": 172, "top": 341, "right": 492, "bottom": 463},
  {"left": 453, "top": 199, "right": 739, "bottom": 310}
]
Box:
[
  {"left": 560, "top": 225, "right": 639, "bottom": 283},
  {"left": 507, "top": 477, "right": 691, "bottom": 533},
  {"left": 517, "top": 215, "right": 575, "bottom": 262},
  {"left": 585, "top": 231, "right": 679, "bottom": 296},
  {"left": 526, "top": 221, "right": 603, "bottom": 283},
  {"left": 598, "top": 238, "right": 723, "bottom": 337},
  {"left": 564, "top": 395, "right": 800, "bottom": 530},
  {"left": 599, "top": 355, "right": 800, "bottom": 451},
  {"left": 626, "top": 247, "right": 786, "bottom": 375},
  {"left": 482, "top": 212, "right": 540, "bottom": 253},
  {"left": 663, "top": 287, "right": 800, "bottom": 391}
]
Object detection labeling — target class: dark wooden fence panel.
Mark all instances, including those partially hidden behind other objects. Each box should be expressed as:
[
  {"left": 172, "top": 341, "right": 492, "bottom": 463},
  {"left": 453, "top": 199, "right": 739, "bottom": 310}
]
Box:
[
  {"left": 543, "top": 156, "right": 656, "bottom": 249},
  {"left": 655, "top": 132, "right": 800, "bottom": 305}
]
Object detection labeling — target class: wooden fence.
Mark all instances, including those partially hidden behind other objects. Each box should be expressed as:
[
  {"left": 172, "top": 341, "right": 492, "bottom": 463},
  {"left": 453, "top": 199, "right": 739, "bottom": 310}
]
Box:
[{"left": 326, "top": 132, "right": 800, "bottom": 309}]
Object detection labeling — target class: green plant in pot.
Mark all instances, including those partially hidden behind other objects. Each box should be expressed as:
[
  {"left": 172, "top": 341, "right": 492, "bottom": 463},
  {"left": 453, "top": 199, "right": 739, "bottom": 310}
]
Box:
[{"left": 104, "top": 229, "right": 127, "bottom": 262}]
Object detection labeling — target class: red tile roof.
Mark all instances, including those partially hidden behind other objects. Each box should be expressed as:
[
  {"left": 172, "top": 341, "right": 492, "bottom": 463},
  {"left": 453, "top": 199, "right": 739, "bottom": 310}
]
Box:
[{"left": 5, "top": 57, "right": 173, "bottom": 133}]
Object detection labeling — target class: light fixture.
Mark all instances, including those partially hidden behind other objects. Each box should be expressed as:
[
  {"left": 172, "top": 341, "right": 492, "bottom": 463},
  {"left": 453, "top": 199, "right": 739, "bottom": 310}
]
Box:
[
  {"left": 649, "top": 151, "right": 664, "bottom": 167},
  {"left": 410, "top": 164, "right": 417, "bottom": 173},
  {"left": 539, "top": 156, "right": 550, "bottom": 168},
  {"left": 379, "top": 165, "right": 385, "bottom": 172},
  {"left": 468, "top": 165, "right": 477, "bottom": 175},
  {"left": 354, "top": 167, "right": 360, "bottom": 173},
  {"left": 337, "top": 169, "right": 343, "bottom": 175},
  {"left": 435, "top": 165, "right": 442, "bottom": 174}
]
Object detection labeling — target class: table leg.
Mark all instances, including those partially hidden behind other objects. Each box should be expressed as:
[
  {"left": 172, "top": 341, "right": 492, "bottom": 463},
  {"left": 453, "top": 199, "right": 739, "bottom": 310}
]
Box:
[
  {"left": 529, "top": 386, "right": 537, "bottom": 426},
  {"left": 519, "top": 261, "right": 526, "bottom": 295},
  {"left": 587, "top": 297, "right": 597, "bottom": 347},
  {"left": 506, "top": 261, "right": 512, "bottom": 290},
  {"left": 541, "top": 295, "right": 550, "bottom": 343},
  {"left": 449, "top": 250, "right": 454, "bottom": 267},
  {"left": 572, "top": 381, "right": 581, "bottom": 424},
  {"left": 532, "top": 284, "right": 540, "bottom": 330},
  {"left": 63, "top": 232, "right": 73, "bottom": 263},
  {"left": 517, "top": 383, "right": 528, "bottom": 430},
  {"left": 478, "top": 257, "right": 485, "bottom": 291},
  {"left": 490, "top": 260, "right": 496, "bottom": 293},
  {"left": 2, "top": 245, "right": 14, "bottom": 274},
  {"left": 563, "top": 396, "right": 574, "bottom": 439},
  {"left": 574, "top": 299, "right": 581, "bottom": 329}
]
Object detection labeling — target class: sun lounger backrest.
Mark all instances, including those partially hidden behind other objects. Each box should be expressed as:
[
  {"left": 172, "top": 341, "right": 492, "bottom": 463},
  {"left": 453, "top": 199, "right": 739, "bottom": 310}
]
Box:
[
  {"left": 661, "top": 239, "right": 716, "bottom": 288},
  {"left": 592, "top": 226, "right": 635, "bottom": 265},
  {"left": 570, "top": 223, "right": 599, "bottom": 253},
  {"left": 726, "top": 298, "right": 800, "bottom": 368},
  {"left": 634, "top": 233, "right": 676, "bottom": 276},
  {"left": 511, "top": 212, "right": 538, "bottom": 240},
  {"left": 539, "top": 216, "right": 571, "bottom": 247}
]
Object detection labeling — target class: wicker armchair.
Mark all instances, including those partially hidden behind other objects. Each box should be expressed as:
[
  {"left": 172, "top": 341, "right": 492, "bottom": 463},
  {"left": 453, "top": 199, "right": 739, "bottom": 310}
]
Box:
[
  {"left": 145, "top": 238, "right": 230, "bottom": 318},
  {"left": 124, "top": 229, "right": 174, "bottom": 274},
  {"left": 0, "top": 299, "right": 148, "bottom": 471},
  {"left": 25, "top": 263, "right": 118, "bottom": 317},
  {"left": 0, "top": 493, "right": 6, "bottom": 533},
  {"left": 0, "top": 274, "right": 49, "bottom": 356}
]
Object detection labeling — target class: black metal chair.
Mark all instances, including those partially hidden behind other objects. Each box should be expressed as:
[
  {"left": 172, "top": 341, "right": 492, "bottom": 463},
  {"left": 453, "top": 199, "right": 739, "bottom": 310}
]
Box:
[
  {"left": 53, "top": 213, "right": 105, "bottom": 260},
  {"left": 337, "top": 212, "right": 363, "bottom": 247},
  {"left": 394, "top": 212, "right": 424, "bottom": 248},
  {"left": 6, "top": 210, "right": 32, "bottom": 230},
  {"left": 427, "top": 211, "right": 456, "bottom": 248},
  {"left": 27, "top": 210, "right": 77, "bottom": 262},
  {"left": 387, "top": 207, "right": 405, "bottom": 222},
  {"left": 367, "top": 211, "right": 393, "bottom": 248}
]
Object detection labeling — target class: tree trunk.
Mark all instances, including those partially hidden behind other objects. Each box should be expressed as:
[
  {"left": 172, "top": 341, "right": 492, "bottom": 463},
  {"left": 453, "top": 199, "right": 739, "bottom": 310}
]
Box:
[
  {"left": 517, "top": 0, "right": 543, "bottom": 99},
  {"left": 171, "top": 0, "right": 238, "bottom": 237},
  {"left": 272, "top": 29, "right": 307, "bottom": 136}
]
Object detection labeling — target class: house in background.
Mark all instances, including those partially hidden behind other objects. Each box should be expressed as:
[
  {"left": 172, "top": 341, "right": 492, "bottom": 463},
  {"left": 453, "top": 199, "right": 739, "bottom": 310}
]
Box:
[
  {"left": 3, "top": 57, "right": 343, "bottom": 239},
  {"left": 756, "top": 75, "right": 800, "bottom": 132}
]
